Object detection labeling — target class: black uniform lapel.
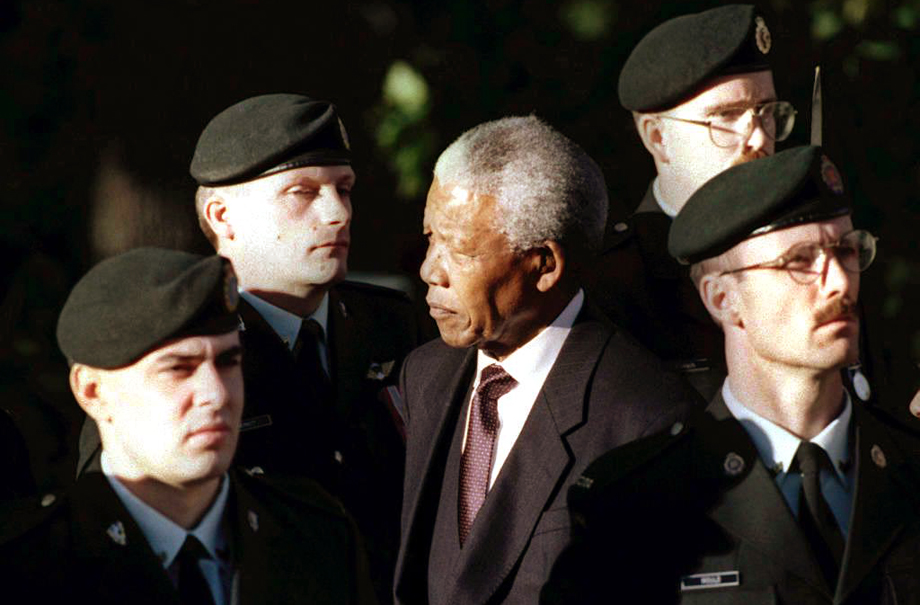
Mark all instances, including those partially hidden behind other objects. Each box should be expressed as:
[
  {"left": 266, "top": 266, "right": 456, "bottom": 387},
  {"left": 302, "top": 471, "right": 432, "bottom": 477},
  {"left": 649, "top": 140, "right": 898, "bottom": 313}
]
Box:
[
  {"left": 328, "top": 287, "right": 370, "bottom": 420},
  {"left": 835, "top": 404, "right": 915, "bottom": 603},
  {"left": 701, "top": 396, "right": 831, "bottom": 597},
  {"left": 70, "top": 472, "right": 180, "bottom": 604},
  {"left": 237, "top": 299, "right": 299, "bottom": 420}
]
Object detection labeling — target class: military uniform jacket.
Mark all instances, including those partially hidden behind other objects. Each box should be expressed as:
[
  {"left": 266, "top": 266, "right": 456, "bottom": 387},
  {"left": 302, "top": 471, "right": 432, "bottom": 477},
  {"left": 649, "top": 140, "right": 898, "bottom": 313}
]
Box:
[
  {"left": 78, "top": 280, "right": 421, "bottom": 603},
  {"left": 583, "top": 185, "right": 726, "bottom": 400},
  {"left": 0, "top": 469, "right": 376, "bottom": 604},
  {"left": 394, "top": 302, "right": 701, "bottom": 605},
  {"left": 542, "top": 394, "right": 920, "bottom": 604}
]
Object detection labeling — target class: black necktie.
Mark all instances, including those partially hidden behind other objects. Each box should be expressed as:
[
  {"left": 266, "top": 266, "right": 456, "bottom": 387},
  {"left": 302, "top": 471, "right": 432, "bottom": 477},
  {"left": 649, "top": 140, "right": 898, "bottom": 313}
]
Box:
[
  {"left": 458, "top": 364, "right": 517, "bottom": 545},
  {"left": 176, "top": 535, "right": 217, "bottom": 605},
  {"left": 294, "top": 318, "right": 332, "bottom": 403},
  {"left": 792, "top": 441, "right": 845, "bottom": 590}
]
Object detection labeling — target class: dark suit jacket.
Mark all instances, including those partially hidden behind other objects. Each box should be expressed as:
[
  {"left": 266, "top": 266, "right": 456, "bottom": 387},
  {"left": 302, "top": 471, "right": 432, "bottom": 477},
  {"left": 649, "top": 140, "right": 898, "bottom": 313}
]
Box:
[
  {"left": 542, "top": 394, "right": 920, "bottom": 604},
  {"left": 79, "top": 280, "right": 421, "bottom": 603},
  {"left": 582, "top": 186, "right": 727, "bottom": 400},
  {"left": 394, "top": 302, "right": 701, "bottom": 604},
  {"left": 0, "top": 469, "right": 376, "bottom": 604}
]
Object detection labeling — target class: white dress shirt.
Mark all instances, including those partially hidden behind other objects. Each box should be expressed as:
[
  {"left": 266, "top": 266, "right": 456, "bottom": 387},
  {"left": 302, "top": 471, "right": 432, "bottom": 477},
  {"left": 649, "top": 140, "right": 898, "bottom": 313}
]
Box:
[
  {"left": 101, "top": 454, "right": 233, "bottom": 604},
  {"left": 463, "top": 289, "right": 584, "bottom": 488},
  {"left": 722, "top": 381, "right": 855, "bottom": 537},
  {"left": 240, "top": 289, "right": 330, "bottom": 373}
]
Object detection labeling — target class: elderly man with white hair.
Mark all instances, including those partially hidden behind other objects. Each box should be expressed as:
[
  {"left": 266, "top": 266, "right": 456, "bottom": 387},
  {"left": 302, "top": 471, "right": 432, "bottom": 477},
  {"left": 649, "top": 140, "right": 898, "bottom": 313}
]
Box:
[{"left": 393, "top": 116, "right": 700, "bottom": 605}]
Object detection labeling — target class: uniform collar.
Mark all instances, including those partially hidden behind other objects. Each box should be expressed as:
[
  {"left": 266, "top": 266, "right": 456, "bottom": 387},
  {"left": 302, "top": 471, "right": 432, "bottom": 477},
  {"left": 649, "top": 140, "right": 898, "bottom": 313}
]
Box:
[
  {"left": 240, "top": 290, "right": 329, "bottom": 351},
  {"left": 476, "top": 289, "right": 583, "bottom": 383},
  {"left": 722, "top": 380, "right": 852, "bottom": 481},
  {"left": 100, "top": 453, "right": 231, "bottom": 567}
]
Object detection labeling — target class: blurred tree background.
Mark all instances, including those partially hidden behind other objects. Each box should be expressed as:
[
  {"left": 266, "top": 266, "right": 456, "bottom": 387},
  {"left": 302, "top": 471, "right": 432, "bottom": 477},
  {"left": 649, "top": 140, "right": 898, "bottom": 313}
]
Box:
[{"left": 1, "top": 0, "right": 917, "bottom": 489}]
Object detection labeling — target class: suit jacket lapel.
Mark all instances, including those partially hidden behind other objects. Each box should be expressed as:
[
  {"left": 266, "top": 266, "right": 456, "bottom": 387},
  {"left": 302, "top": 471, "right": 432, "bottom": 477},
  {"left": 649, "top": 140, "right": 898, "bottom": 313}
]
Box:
[
  {"left": 835, "top": 403, "right": 915, "bottom": 603},
  {"left": 445, "top": 305, "right": 612, "bottom": 603},
  {"left": 701, "top": 396, "right": 830, "bottom": 597},
  {"left": 397, "top": 346, "right": 477, "bottom": 599}
]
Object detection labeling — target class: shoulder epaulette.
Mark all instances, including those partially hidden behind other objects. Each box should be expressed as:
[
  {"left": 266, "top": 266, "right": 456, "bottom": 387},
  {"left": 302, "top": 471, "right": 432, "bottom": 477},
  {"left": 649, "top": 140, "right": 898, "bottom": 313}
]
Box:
[
  {"left": 571, "top": 419, "right": 691, "bottom": 502},
  {"left": 600, "top": 218, "right": 635, "bottom": 252},
  {"left": 0, "top": 491, "right": 65, "bottom": 546},
  {"left": 235, "top": 469, "right": 349, "bottom": 519}
]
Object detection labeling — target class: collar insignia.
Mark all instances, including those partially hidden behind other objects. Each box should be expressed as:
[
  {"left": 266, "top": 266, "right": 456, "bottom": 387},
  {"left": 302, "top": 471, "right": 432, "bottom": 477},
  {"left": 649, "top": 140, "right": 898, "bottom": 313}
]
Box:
[{"left": 106, "top": 521, "right": 127, "bottom": 546}]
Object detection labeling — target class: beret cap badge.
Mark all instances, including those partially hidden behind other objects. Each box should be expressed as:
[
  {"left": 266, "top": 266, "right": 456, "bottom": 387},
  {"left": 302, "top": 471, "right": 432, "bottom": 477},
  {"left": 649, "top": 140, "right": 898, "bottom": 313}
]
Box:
[
  {"left": 755, "top": 16, "right": 771, "bottom": 55},
  {"left": 338, "top": 117, "right": 351, "bottom": 152},
  {"left": 821, "top": 155, "right": 845, "bottom": 195}
]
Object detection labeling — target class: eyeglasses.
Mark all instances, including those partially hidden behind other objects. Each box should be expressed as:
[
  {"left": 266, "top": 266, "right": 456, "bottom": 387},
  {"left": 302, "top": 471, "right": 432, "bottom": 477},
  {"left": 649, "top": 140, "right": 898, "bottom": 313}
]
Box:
[
  {"left": 720, "top": 229, "right": 878, "bottom": 285},
  {"left": 659, "top": 101, "right": 797, "bottom": 148}
]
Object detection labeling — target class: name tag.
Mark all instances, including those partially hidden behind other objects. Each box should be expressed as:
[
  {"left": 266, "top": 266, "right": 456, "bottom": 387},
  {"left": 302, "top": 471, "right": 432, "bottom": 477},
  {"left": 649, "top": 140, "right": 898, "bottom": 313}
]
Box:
[
  {"left": 240, "top": 414, "right": 273, "bottom": 432},
  {"left": 680, "top": 571, "right": 740, "bottom": 591}
]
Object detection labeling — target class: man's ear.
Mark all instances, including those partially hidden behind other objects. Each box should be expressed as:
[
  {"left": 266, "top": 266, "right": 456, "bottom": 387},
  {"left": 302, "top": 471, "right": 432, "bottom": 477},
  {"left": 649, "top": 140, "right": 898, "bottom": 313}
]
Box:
[
  {"left": 699, "top": 273, "right": 743, "bottom": 328},
  {"left": 533, "top": 240, "right": 565, "bottom": 293},
  {"left": 636, "top": 113, "right": 669, "bottom": 165},
  {"left": 203, "top": 193, "right": 234, "bottom": 241},
  {"left": 70, "top": 364, "right": 110, "bottom": 423}
]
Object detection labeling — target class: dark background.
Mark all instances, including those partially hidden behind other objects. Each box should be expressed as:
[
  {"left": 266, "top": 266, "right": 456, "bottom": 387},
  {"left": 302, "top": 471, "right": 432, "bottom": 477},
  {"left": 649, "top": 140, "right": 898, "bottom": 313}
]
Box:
[{"left": 2, "top": 0, "right": 918, "bottom": 489}]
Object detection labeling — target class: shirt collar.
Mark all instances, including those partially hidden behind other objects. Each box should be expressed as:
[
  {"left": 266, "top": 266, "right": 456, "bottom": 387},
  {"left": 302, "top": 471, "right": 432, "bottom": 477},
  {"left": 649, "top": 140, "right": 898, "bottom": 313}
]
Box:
[
  {"left": 722, "top": 380, "right": 852, "bottom": 481},
  {"left": 477, "top": 289, "right": 584, "bottom": 384},
  {"left": 240, "top": 290, "right": 329, "bottom": 351},
  {"left": 101, "top": 453, "right": 231, "bottom": 567},
  {"left": 652, "top": 177, "right": 679, "bottom": 218}
]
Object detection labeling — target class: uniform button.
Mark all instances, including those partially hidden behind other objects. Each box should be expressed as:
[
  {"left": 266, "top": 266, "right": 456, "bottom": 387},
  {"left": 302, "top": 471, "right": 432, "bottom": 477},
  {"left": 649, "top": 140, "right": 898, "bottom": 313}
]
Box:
[
  {"left": 723, "top": 452, "right": 745, "bottom": 477},
  {"left": 613, "top": 222, "right": 629, "bottom": 233},
  {"left": 871, "top": 444, "right": 887, "bottom": 468},
  {"left": 40, "top": 494, "right": 56, "bottom": 507},
  {"left": 334, "top": 450, "right": 344, "bottom": 464},
  {"left": 246, "top": 466, "right": 265, "bottom": 476},
  {"left": 853, "top": 370, "right": 871, "bottom": 401},
  {"left": 670, "top": 421, "right": 684, "bottom": 436}
]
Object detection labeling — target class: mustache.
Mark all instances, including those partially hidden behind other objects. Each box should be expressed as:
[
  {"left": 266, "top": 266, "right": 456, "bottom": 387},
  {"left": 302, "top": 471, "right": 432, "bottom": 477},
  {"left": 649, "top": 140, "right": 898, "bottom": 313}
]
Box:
[
  {"left": 814, "top": 297, "right": 857, "bottom": 324},
  {"left": 730, "top": 149, "right": 769, "bottom": 167}
]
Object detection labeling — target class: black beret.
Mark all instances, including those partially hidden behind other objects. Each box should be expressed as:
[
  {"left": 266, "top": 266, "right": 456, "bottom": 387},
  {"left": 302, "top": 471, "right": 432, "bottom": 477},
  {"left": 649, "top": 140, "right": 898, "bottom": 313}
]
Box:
[
  {"left": 619, "top": 4, "right": 773, "bottom": 112},
  {"left": 57, "top": 248, "right": 240, "bottom": 368},
  {"left": 669, "top": 146, "right": 851, "bottom": 264},
  {"left": 190, "top": 93, "right": 351, "bottom": 186}
]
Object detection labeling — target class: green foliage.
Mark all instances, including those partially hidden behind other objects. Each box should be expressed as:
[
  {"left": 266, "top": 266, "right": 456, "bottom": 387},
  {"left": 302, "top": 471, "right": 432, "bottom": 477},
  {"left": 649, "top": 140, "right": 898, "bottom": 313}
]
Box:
[
  {"left": 375, "top": 60, "right": 436, "bottom": 200},
  {"left": 560, "top": 0, "right": 616, "bottom": 41}
]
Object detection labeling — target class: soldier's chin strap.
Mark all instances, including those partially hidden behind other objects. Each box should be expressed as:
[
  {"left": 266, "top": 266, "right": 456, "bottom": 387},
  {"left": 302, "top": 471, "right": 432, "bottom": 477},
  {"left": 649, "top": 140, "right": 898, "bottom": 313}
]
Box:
[{"left": 811, "top": 66, "right": 822, "bottom": 146}]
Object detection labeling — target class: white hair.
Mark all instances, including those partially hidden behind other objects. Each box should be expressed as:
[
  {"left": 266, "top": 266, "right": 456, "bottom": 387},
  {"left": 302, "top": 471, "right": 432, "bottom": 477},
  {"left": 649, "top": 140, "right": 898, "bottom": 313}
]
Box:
[{"left": 433, "top": 116, "right": 608, "bottom": 255}]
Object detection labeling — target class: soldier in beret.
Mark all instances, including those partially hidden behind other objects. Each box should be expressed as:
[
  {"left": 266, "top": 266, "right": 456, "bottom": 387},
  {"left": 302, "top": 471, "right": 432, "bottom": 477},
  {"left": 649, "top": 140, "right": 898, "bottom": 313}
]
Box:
[
  {"left": 79, "top": 94, "right": 421, "bottom": 602},
  {"left": 584, "top": 4, "right": 796, "bottom": 399},
  {"left": 542, "top": 146, "right": 920, "bottom": 604},
  {"left": 0, "top": 248, "right": 375, "bottom": 604}
]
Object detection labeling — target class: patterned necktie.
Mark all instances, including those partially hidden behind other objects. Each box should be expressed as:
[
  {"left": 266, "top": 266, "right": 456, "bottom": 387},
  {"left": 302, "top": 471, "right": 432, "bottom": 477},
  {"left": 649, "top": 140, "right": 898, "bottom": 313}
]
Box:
[
  {"left": 294, "top": 318, "right": 332, "bottom": 403},
  {"left": 792, "top": 441, "right": 845, "bottom": 590},
  {"left": 176, "top": 535, "right": 217, "bottom": 605},
  {"left": 458, "top": 364, "right": 518, "bottom": 545}
]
